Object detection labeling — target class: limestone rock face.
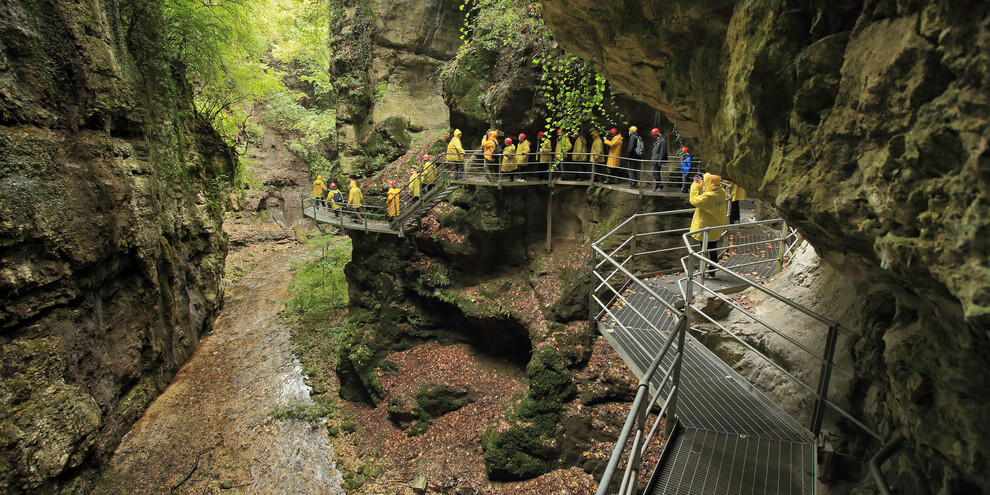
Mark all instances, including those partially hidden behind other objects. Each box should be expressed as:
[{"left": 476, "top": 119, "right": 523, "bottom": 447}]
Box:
[
  {"left": 0, "top": 0, "right": 232, "bottom": 491},
  {"left": 543, "top": 0, "right": 989, "bottom": 491}
]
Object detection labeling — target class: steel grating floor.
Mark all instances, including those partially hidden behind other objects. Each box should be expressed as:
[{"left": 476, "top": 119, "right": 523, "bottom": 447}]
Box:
[
  {"left": 651, "top": 429, "right": 814, "bottom": 495},
  {"left": 598, "top": 220, "right": 814, "bottom": 494}
]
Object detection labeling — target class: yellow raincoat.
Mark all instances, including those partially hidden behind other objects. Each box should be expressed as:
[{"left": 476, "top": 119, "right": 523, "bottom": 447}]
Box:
[
  {"left": 515, "top": 138, "right": 530, "bottom": 166},
  {"left": 539, "top": 138, "right": 552, "bottom": 163},
  {"left": 482, "top": 131, "right": 497, "bottom": 161},
  {"left": 446, "top": 130, "right": 465, "bottom": 162},
  {"left": 348, "top": 180, "right": 363, "bottom": 208},
  {"left": 312, "top": 176, "right": 326, "bottom": 198},
  {"left": 571, "top": 135, "right": 587, "bottom": 162},
  {"left": 690, "top": 173, "right": 729, "bottom": 241},
  {"left": 501, "top": 143, "right": 517, "bottom": 172},
  {"left": 422, "top": 159, "right": 436, "bottom": 185},
  {"left": 387, "top": 187, "right": 400, "bottom": 217},
  {"left": 409, "top": 170, "right": 421, "bottom": 198},
  {"left": 589, "top": 131, "right": 604, "bottom": 163},
  {"left": 604, "top": 134, "right": 623, "bottom": 168}
]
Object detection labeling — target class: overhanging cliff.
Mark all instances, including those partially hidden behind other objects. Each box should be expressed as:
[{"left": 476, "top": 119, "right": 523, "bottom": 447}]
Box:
[{"left": 542, "top": 0, "right": 989, "bottom": 492}]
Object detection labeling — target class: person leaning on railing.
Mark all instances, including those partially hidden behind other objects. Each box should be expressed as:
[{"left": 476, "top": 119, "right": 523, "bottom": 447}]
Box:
[
  {"left": 347, "top": 179, "right": 364, "bottom": 222},
  {"left": 554, "top": 128, "right": 570, "bottom": 180},
  {"left": 689, "top": 173, "right": 728, "bottom": 278}
]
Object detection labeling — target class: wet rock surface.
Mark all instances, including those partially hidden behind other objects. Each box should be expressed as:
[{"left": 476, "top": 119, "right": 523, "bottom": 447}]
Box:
[
  {"left": 95, "top": 243, "right": 344, "bottom": 494},
  {"left": 0, "top": 0, "right": 232, "bottom": 491}
]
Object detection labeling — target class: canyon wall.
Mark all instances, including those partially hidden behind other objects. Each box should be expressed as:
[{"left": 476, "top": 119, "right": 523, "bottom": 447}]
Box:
[
  {"left": 542, "top": 0, "right": 989, "bottom": 492},
  {"left": 0, "top": 0, "right": 234, "bottom": 491}
]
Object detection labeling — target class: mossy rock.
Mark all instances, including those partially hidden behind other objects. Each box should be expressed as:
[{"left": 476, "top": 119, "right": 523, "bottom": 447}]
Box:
[{"left": 416, "top": 384, "right": 477, "bottom": 418}]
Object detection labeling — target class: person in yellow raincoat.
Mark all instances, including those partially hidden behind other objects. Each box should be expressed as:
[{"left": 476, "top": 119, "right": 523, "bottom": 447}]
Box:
[
  {"left": 347, "top": 179, "right": 364, "bottom": 222},
  {"left": 570, "top": 130, "right": 587, "bottom": 180},
  {"left": 500, "top": 137, "right": 517, "bottom": 182},
  {"left": 408, "top": 168, "right": 421, "bottom": 200},
  {"left": 554, "top": 129, "right": 571, "bottom": 180},
  {"left": 589, "top": 129, "right": 604, "bottom": 182},
  {"left": 312, "top": 175, "right": 326, "bottom": 209},
  {"left": 326, "top": 183, "right": 343, "bottom": 218},
  {"left": 538, "top": 131, "right": 552, "bottom": 180},
  {"left": 515, "top": 133, "right": 530, "bottom": 181},
  {"left": 386, "top": 181, "right": 400, "bottom": 218},
  {"left": 482, "top": 130, "right": 498, "bottom": 176},
  {"left": 447, "top": 129, "right": 465, "bottom": 180},
  {"left": 421, "top": 154, "right": 436, "bottom": 191},
  {"left": 724, "top": 179, "right": 747, "bottom": 224},
  {"left": 603, "top": 128, "right": 623, "bottom": 184},
  {"left": 690, "top": 173, "right": 729, "bottom": 277}
]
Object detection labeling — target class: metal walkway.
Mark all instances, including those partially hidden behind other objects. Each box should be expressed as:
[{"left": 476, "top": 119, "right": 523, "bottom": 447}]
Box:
[
  {"left": 593, "top": 213, "right": 824, "bottom": 495},
  {"left": 303, "top": 150, "right": 705, "bottom": 235}
]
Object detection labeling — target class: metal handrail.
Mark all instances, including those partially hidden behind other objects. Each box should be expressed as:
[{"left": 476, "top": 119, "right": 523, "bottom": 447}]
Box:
[{"left": 681, "top": 224, "right": 882, "bottom": 442}]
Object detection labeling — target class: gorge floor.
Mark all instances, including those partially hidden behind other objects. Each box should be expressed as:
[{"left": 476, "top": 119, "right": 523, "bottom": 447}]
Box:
[{"left": 94, "top": 238, "right": 345, "bottom": 494}]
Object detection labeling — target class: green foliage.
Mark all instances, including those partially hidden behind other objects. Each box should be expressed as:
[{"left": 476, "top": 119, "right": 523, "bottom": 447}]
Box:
[
  {"left": 452, "top": 0, "right": 624, "bottom": 132},
  {"left": 285, "top": 233, "right": 351, "bottom": 327}
]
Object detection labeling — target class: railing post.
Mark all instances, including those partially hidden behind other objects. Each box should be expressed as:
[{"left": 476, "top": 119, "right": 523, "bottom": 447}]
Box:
[
  {"left": 631, "top": 215, "right": 639, "bottom": 256},
  {"left": 663, "top": 260, "right": 692, "bottom": 442},
  {"left": 546, "top": 188, "right": 553, "bottom": 254},
  {"left": 701, "top": 230, "right": 709, "bottom": 282},
  {"left": 777, "top": 221, "right": 788, "bottom": 273},
  {"left": 810, "top": 324, "right": 839, "bottom": 437}
]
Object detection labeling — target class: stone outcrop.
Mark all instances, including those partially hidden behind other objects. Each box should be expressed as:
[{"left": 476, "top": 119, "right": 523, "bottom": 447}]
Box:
[
  {"left": 0, "top": 0, "right": 233, "bottom": 491},
  {"left": 542, "top": 0, "right": 989, "bottom": 492}
]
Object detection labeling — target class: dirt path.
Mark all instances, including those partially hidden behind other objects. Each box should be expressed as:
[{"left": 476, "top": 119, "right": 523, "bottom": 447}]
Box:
[{"left": 97, "top": 243, "right": 344, "bottom": 494}]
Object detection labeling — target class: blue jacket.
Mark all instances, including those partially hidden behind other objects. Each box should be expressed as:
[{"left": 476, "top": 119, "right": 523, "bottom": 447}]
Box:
[{"left": 680, "top": 154, "right": 694, "bottom": 174}]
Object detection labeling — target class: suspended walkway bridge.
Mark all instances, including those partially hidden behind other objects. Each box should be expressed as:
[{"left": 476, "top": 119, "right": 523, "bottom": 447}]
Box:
[
  {"left": 302, "top": 151, "right": 703, "bottom": 237},
  {"left": 301, "top": 148, "right": 903, "bottom": 494}
]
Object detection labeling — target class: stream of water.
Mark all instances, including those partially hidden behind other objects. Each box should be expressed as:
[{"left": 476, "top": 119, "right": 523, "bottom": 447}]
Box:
[{"left": 98, "top": 243, "right": 344, "bottom": 494}]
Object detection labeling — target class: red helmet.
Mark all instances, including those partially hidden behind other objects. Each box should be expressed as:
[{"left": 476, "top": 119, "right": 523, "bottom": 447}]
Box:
[
  {"left": 537, "top": 131, "right": 545, "bottom": 138},
  {"left": 519, "top": 133, "right": 526, "bottom": 140},
  {"left": 388, "top": 181, "right": 395, "bottom": 186},
  {"left": 409, "top": 168, "right": 416, "bottom": 173},
  {"left": 422, "top": 154, "right": 430, "bottom": 160},
  {"left": 329, "top": 183, "right": 336, "bottom": 188},
  {"left": 651, "top": 128, "right": 660, "bottom": 136},
  {"left": 557, "top": 129, "right": 563, "bottom": 134},
  {"left": 504, "top": 138, "right": 513, "bottom": 144},
  {"left": 681, "top": 147, "right": 689, "bottom": 152},
  {"left": 609, "top": 128, "right": 617, "bottom": 134}
]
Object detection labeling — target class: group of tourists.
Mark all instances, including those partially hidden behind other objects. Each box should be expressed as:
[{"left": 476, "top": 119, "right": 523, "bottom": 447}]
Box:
[
  {"left": 461, "top": 127, "right": 698, "bottom": 190},
  {"left": 311, "top": 126, "right": 748, "bottom": 231},
  {"left": 311, "top": 176, "right": 365, "bottom": 222}
]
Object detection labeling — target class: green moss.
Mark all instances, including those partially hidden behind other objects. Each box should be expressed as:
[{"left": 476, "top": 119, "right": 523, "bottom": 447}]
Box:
[{"left": 482, "top": 347, "right": 574, "bottom": 480}]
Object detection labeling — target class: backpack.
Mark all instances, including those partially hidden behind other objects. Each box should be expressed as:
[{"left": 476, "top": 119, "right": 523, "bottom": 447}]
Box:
[
  {"left": 332, "top": 191, "right": 343, "bottom": 203},
  {"left": 681, "top": 154, "right": 693, "bottom": 174}
]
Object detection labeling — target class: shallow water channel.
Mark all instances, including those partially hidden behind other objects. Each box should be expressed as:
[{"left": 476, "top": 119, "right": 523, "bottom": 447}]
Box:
[{"left": 99, "top": 244, "right": 344, "bottom": 494}]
